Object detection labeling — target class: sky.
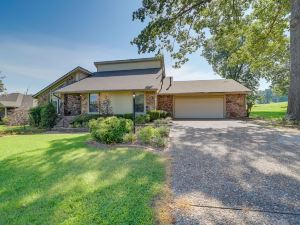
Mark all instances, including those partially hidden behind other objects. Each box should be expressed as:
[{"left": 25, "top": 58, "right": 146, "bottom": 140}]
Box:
[{"left": 0, "top": 0, "right": 269, "bottom": 94}]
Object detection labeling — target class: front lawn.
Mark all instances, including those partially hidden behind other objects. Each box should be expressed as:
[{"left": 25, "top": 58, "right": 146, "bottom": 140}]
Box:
[
  {"left": 250, "top": 102, "right": 288, "bottom": 120},
  {"left": 0, "top": 134, "right": 165, "bottom": 225}
]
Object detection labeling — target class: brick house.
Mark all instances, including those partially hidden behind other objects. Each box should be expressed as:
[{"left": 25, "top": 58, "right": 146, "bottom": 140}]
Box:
[{"left": 33, "top": 57, "right": 250, "bottom": 119}]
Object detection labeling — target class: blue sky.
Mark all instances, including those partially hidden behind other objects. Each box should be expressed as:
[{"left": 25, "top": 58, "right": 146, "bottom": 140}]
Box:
[{"left": 0, "top": 0, "right": 268, "bottom": 94}]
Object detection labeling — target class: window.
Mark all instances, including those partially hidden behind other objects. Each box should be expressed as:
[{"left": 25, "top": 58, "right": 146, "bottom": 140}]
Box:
[
  {"left": 51, "top": 94, "right": 60, "bottom": 114},
  {"left": 135, "top": 93, "right": 145, "bottom": 113},
  {"left": 89, "top": 93, "right": 99, "bottom": 113}
]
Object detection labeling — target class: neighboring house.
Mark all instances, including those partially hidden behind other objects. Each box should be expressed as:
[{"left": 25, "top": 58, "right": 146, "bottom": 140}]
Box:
[
  {"left": 0, "top": 93, "right": 36, "bottom": 119},
  {"left": 33, "top": 57, "right": 250, "bottom": 119}
]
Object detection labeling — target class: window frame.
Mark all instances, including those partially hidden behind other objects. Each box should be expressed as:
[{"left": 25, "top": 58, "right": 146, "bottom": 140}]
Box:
[
  {"left": 88, "top": 93, "right": 99, "bottom": 114},
  {"left": 134, "top": 92, "right": 145, "bottom": 114}
]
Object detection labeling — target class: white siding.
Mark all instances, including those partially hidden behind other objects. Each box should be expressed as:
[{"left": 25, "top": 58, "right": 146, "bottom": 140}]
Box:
[
  {"left": 96, "top": 61, "right": 161, "bottom": 72},
  {"left": 109, "top": 92, "right": 133, "bottom": 114}
]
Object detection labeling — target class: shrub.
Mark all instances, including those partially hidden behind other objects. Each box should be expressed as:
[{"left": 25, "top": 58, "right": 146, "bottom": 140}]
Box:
[
  {"left": 2, "top": 116, "right": 10, "bottom": 125},
  {"left": 135, "top": 114, "right": 150, "bottom": 124},
  {"left": 137, "top": 126, "right": 158, "bottom": 145},
  {"left": 71, "top": 114, "right": 102, "bottom": 128},
  {"left": 40, "top": 103, "right": 57, "bottom": 128},
  {"left": 147, "top": 110, "right": 170, "bottom": 121},
  {"left": 29, "top": 106, "right": 42, "bottom": 127},
  {"left": 122, "top": 113, "right": 133, "bottom": 120},
  {"left": 123, "top": 133, "right": 137, "bottom": 143},
  {"left": 151, "top": 132, "right": 166, "bottom": 148},
  {"left": 89, "top": 116, "right": 133, "bottom": 144},
  {"left": 153, "top": 117, "right": 172, "bottom": 126},
  {"left": 156, "top": 126, "right": 169, "bottom": 137}
]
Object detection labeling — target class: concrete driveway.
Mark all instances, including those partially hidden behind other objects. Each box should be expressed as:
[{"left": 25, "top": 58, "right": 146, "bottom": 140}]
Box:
[{"left": 170, "top": 120, "right": 300, "bottom": 225}]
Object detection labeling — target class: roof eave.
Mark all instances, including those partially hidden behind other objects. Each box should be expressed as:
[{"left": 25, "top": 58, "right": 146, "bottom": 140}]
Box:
[{"left": 33, "top": 67, "right": 92, "bottom": 98}]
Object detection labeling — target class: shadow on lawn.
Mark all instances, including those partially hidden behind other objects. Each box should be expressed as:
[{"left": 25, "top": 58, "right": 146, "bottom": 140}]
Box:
[
  {"left": 0, "top": 135, "right": 165, "bottom": 225},
  {"left": 171, "top": 121, "right": 300, "bottom": 224}
]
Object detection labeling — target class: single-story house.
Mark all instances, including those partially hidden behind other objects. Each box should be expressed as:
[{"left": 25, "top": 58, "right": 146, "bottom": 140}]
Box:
[
  {"left": 0, "top": 93, "right": 36, "bottom": 120},
  {"left": 33, "top": 57, "right": 250, "bottom": 119}
]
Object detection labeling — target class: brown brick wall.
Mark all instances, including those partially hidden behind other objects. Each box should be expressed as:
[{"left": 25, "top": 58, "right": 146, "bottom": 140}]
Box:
[
  {"left": 225, "top": 94, "right": 247, "bottom": 118},
  {"left": 157, "top": 95, "right": 173, "bottom": 116}
]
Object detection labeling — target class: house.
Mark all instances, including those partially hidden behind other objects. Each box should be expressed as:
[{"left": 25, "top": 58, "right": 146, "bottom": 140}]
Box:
[
  {"left": 33, "top": 57, "right": 250, "bottom": 119},
  {"left": 0, "top": 93, "right": 36, "bottom": 120}
]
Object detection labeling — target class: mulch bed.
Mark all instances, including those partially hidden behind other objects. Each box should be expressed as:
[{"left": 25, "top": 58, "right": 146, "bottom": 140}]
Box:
[{"left": 86, "top": 140, "right": 168, "bottom": 154}]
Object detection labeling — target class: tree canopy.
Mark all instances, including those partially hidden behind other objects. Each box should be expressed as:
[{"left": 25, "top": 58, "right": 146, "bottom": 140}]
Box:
[{"left": 132, "top": 0, "right": 300, "bottom": 119}]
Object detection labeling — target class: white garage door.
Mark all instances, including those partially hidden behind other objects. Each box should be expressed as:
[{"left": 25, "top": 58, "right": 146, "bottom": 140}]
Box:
[{"left": 175, "top": 96, "right": 224, "bottom": 119}]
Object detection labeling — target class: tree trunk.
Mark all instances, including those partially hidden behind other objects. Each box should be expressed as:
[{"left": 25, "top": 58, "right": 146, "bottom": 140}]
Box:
[{"left": 287, "top": 0, "right": 300, "bottom": 120}]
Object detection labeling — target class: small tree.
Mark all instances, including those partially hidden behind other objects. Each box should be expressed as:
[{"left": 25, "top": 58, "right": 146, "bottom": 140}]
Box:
[
  {"left": 40, "top": 103, "right": 57, "bottom": 129},
  {"left": 100, "top": 96, "right": 113, "bottom": 116}
]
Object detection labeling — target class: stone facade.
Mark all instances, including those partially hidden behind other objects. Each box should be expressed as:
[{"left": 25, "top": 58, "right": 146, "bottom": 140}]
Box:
[
  {"left": 226, "top": 94, "right": 247, "bottom": 118},
  {"left": 81, "top": 93, "right": 89, "bottom": 114},
  {"left": 157, "top": 95, "right": 173, "bottom": 116},
  {"left": 64, "top": 94, "right": 81, "bottom": 116},
  {"left": 145, "top": 92, "right": 156, "bottom": 112}
]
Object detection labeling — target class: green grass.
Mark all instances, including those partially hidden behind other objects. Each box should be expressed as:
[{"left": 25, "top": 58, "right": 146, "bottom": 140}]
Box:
[
  {"left": 250, "top": 102, "right": 288, "bottom": 120},
  {"left": 0, "top": 134, "right": 165, "bottom": 225}
]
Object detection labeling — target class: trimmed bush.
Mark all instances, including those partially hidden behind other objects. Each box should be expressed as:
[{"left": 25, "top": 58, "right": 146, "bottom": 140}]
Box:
[
  {"left": 29, "top": 106, "right": 42, "bottom": 127},
  {"left": 2, "top": 116, "right": 10, "bottom": 125},
  {"left": 147, "top": 110, "right": 170, "bottom": 121},
  {"left": 71, "top": 114, "right": 102, "bottom": 128},
  {"left": 137, "top": 126, "right": 158, "bottom": 145},
  {"left": 40, "top": 103, "right": 57, "bottom": 128},
  {"left": 156, "top": 126, "right": 169, "bottom": 137},
  {"left": 152, "top": 132, "right": 166, "bottom": 148},
  {"left": 153, "top": 117, "right": 172, "bottom": 126},
  {"left": 123, "top": 133, "right": 137, "bottom": 144},
  {"left": 135, "top": 114, "right": 150, "bottom": 124},
  {"left": 89, "top": 116, "right": 133, "bottom": 144}
]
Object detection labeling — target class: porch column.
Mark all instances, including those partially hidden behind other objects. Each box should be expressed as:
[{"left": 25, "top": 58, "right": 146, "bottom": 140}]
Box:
[{"left": 4, "top": 107, "right": 7, "bottom": 117}]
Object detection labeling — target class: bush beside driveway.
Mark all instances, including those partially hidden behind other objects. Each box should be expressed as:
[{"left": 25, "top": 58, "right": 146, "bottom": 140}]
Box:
[{"left": 170, "top": 120, "right": 300, "bottom": 225}]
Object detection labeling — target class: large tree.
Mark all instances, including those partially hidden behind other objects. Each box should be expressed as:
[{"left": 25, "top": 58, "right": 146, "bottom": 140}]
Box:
[{"left": 132, "top": 0, "right": 299, "bottom": 120}]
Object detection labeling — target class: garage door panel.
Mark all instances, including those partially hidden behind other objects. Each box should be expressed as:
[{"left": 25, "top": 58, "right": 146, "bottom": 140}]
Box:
[{"left": 175, "top": 96, "right": 224, "bottom": 119}]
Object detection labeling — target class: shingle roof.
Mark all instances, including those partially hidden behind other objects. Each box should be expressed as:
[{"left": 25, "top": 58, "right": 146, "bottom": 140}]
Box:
[
  {"left": 33, "top": 66, "right": 92, "bottom": 98},
  {"left": 55, "top": 68, "right": 163, "bottom": 93},
  {"left": 159, "top": 79, "right": 251, "bottom": 94},
  {"left": 0, "top": 93, "right": 35, "bottom": 108}
]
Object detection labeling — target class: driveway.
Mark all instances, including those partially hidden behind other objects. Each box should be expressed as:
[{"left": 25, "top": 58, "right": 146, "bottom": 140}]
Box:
[{"left": 170, "top": 120, "right": 300, "bottom": 225}]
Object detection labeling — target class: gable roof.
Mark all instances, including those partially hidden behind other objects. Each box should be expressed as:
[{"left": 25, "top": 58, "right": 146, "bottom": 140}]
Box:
[
  {"left": 159, "top": 79, "right": 251, "bottom": 94},
  {"left": 33, "top": 66, "right": 92, "bottom": 98},
  {"left": 55, "top": 68, "right": 163, "bottom": 93},
  {"left": 0, "top": 93, "right": 35, "bottom": 108}
]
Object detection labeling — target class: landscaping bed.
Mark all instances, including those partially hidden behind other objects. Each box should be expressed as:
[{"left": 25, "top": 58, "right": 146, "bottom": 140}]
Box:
[{"left": 87, "top": 111, "right": 172, "bottom": 150}]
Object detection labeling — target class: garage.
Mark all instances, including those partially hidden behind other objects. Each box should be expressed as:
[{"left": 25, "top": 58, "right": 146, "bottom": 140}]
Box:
[{"left": 174, "top": 96, "right": 224, "bottom": 119}]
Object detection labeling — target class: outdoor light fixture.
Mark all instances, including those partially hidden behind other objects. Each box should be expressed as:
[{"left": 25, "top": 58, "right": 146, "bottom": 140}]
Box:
[{"left": 133, "top": 92, "right": 136, "bottom": 134}]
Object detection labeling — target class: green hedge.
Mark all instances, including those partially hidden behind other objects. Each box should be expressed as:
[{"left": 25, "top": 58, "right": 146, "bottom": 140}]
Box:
[
  {"left": 89, "top": 116, "right": 133, "bottom": 144},
  {"left": 71, "top": 113, "right": 134, "bottom": 128},
  {"left": 29, "top": 103, "right": 57, "bottom": 129},
  {"left": 147, "top": 110, "right": 170, "bottom": 122}
]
